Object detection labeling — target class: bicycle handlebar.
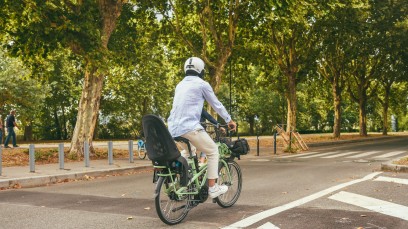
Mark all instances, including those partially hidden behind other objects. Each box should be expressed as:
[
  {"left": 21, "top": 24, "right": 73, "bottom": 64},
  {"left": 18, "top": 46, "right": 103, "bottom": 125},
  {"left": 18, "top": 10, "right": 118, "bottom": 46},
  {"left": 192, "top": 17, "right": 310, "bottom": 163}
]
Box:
[
  {"left": 200, "top": 122, "right": 230, "bottom": 129},
  {"left": 201, "top": 122, "right": 233, "bottom": 142}
]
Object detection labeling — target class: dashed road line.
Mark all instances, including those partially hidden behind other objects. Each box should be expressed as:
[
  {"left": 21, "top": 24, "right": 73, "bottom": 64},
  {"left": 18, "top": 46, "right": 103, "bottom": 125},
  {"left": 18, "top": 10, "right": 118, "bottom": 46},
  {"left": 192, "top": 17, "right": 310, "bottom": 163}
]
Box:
[
  {"left": 279, "top": 150, "right": 405, "bottom": 160},
  {"left": 321, "top": 151, "right": 361, "bottom": 158},
  {"left": 329, "top": 191, "right": 408, "bottom": 221},
  {"left": 279, "top": 152, "right": 320, "bottom": 158},
  {"left": 372, "top": 151, "right": 406, "bottom": 159},
  {"left": 346, "top": 151, "right": 381, "bottom": 158},
  {"left": 374, "top": 176, "right": 408, "bottom": 185},
  {"left": 299, "top": 151, "right": 340, "bottom": 159}
]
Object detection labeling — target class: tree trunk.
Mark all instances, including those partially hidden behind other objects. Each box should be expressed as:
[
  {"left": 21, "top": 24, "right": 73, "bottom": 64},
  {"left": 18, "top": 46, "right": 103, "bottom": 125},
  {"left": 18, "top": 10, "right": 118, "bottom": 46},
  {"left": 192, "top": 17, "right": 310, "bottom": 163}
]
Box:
[
  {"left": 211, "top": 56, "right": 230, "bottom": 93},
  {"left": 348, "top": 71, "right": 369, "bottom": 138},
  {"left": 208, "top": 62, "right": 230, "bottom": 118},
  {"left": 69, "top": 0, "right": 124, "bottom": 156},
  {"left": 382, "top": 102, "right": 389, "bottom": 135},
  {"left": 93, "top": 115, "right": 99, "bottom": 140},
  {"left": 332, "top": 79, "right": 342, "bottom": 139},
  {"left": 69, "top": 67, "right": 104, "bottom": 156},
  {"left": 358, "top": 97, "right": 368, "bottom": 137},
  {"left": 140, "top": 97, "right": 149, "bottom": 131},
  {"left": 53, "top": 106, "right": 62, "bottom": 140},
  {"left": 286, "top": 72, "right": 297, "bottom": 132},
  {"left": 142, "top": 97, "right": 148, "bottom": 117},
  {"left": 24, "top": 123, "right": 33, "bottom": 141},
  {"left": 382, "top": 85, "right": 391, "bottom": 135},
  {"left": 248, "top": 115, "right": 255, "bottom": 135},
  {"left": 61, "top": 106, "right": 68, "bottom": 139}
]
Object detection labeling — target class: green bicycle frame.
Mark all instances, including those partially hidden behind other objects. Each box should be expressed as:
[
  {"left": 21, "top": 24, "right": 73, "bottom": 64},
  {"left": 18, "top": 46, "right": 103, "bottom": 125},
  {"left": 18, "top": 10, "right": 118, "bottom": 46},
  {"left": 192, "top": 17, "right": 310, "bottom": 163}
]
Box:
[{"left": 154, "top": 141, "right": 234, "bottom": 199}]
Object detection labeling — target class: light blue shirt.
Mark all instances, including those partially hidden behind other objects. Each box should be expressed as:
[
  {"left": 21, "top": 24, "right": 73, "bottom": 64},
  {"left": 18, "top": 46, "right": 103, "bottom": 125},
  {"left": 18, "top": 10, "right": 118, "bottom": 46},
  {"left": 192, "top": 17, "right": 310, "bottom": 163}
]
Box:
[{"left": 168, "top": 76, "right": 232, "bottom": 137}]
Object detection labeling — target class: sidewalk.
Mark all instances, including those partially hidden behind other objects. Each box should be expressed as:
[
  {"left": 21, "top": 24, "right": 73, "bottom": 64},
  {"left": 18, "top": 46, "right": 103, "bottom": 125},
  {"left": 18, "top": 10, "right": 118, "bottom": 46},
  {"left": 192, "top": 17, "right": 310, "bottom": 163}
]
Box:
[
  {"left": 1, "top": 135, "right": 407, "bottom": 189},
  {"left": 0, "top": 158, "right": 152, "bottom": 189}
]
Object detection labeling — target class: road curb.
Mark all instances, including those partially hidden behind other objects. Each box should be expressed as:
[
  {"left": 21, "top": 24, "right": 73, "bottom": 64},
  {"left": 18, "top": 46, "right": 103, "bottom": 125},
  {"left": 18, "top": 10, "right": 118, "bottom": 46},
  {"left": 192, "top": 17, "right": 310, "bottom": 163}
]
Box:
[
  {"left": 381, "top": 158, "right": 408, "bottom": 173},
  {"left": 0, "top": 165, "right": 153, "bottom": 189}
]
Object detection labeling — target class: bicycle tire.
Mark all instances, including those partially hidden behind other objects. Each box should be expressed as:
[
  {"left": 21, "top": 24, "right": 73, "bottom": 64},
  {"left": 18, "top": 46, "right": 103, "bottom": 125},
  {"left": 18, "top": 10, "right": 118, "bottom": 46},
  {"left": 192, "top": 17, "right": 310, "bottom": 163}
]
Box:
[
  {"left": 155, "top": 176, "right": 190, "bottom": 225},
  {"left": 137, "top": 145, "right": 147, "bottom": 159},
  {"left": 215, "top": 160, "right": 242, "bottom": 208}
]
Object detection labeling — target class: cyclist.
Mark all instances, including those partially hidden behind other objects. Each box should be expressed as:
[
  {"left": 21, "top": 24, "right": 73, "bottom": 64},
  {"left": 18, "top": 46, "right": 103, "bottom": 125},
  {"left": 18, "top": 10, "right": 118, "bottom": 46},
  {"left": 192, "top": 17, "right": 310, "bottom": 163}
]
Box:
[{"left": 168, "top": 57, "right": 236, "bottom": 199}]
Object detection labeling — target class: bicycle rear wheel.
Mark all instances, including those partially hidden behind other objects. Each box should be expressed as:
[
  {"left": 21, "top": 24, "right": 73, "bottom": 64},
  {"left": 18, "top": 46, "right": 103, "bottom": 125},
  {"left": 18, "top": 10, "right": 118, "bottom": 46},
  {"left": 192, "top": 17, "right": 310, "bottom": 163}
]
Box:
[
  {"left": 137, "top": 145, "right": 147, "bottom": 159},
  {"left": 215, "top": 160, "right": 242, "bottom": 208},
  {"left": 155, "top": 176, "right": 189, "bottom": 225}
]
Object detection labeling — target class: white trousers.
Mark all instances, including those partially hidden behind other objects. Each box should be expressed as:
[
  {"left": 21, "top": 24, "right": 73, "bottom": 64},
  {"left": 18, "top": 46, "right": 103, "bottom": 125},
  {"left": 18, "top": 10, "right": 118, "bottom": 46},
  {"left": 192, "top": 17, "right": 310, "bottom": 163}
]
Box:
[{"left": 179, "top": 129, "right": 219, "bottom": 179}]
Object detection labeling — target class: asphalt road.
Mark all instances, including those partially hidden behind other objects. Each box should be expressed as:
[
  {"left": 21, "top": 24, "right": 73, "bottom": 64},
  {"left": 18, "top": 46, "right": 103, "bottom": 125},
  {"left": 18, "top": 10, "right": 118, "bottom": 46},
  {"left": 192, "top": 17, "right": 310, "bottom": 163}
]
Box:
[{"left": 0, "top": 136, "right": 407, "bottom": 229}]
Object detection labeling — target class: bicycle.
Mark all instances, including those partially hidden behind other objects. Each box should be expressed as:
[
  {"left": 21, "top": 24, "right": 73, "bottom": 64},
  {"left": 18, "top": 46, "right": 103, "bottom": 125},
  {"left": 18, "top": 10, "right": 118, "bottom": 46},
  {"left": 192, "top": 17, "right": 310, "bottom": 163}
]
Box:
[
  {"left": 136, "top": 138, "right": 147, "bottom": 159},
  {"left": 142, "top": 115, "right": 249, "bottom": 225}
]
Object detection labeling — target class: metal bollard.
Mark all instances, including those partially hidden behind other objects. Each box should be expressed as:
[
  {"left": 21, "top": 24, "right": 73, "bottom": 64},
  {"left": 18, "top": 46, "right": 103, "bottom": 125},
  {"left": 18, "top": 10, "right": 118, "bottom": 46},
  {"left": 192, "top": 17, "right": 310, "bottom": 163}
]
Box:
[
  {"left": 84, "top": 141, "right": 90, "bottom": 167},
  {"left": 0, "top": 146, "right": 2, "bottom": 176},
  {"left": 58, "top": 143, "right": 64, "bottom": 170},
  {"left": 108, "top": 141, "right": 113, "bottom": 165},
  {"left": 129, "top": 140, "right": 134, "bottom": 163},
  {"left": 29, "top": 144, "right": 35, "bottom": 173}
]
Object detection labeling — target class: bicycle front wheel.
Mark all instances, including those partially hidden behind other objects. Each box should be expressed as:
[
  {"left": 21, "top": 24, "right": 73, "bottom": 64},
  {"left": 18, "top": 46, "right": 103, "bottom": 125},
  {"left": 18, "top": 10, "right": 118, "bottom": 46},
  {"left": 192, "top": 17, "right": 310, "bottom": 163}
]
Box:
[
  {"left": 215, "top": 160, "right": 242, "bottom": 208},
  {"left": 155, "top": 176, "right": 189, "bottom": 225},
  {"left": 137, "top": 145, "right": 147, "bottom": 159}
]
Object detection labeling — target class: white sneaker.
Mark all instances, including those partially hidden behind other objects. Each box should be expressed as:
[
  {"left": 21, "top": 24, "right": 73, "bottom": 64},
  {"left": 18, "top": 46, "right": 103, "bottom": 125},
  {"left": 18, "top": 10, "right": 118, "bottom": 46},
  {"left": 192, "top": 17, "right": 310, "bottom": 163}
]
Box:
[{"left": 208, "top": 184, "right": 228, "bottom": 198}]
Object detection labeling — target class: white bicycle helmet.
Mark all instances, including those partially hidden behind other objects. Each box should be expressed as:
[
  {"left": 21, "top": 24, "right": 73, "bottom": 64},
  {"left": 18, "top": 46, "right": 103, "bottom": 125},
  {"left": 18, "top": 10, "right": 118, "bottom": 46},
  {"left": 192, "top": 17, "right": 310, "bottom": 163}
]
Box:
[{"left": 184, "top": 57, "right": 205, "bottom": 78}]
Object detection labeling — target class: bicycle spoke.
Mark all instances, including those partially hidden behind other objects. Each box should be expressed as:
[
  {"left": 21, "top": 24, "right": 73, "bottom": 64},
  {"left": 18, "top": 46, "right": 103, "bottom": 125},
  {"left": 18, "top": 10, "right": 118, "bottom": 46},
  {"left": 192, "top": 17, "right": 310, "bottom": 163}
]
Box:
[{"left": 155, "top": 176, "right": 189, "bottom": 225}]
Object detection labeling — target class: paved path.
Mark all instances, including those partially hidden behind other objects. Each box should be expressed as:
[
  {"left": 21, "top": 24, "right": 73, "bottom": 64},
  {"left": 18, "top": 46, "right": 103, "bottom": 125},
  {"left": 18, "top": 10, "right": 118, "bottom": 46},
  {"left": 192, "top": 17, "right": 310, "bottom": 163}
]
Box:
[{"left": 1, "top": 136, "right": 407, "bottom": 189}]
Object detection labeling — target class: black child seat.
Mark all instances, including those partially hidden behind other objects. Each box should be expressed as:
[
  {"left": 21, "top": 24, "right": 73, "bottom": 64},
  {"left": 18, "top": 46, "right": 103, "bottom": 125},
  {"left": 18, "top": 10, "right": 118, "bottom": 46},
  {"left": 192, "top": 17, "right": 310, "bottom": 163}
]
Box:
[
  {"left": 142, "top": 114, "right": 189, "bottom": 186},
  {"left": 142, "top": 114, "right": 180, "bottom": 162}
]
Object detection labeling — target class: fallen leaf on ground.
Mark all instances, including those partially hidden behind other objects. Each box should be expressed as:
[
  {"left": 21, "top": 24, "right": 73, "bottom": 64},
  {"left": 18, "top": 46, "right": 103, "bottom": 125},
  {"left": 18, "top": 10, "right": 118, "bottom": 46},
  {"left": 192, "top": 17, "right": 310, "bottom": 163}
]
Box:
[{"left": 13, "top": 183, "right": 22, "bottom": 189}]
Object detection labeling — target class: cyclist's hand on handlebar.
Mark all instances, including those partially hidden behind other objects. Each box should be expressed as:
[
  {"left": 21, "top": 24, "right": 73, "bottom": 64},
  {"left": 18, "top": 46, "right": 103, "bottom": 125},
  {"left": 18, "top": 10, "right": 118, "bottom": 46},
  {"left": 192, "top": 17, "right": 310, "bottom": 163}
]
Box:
[
  {"left": 220, "top": 127, "right": 226, "bottom": 134},
  {"left": 228, "top": 120, "right": 237, "bottom": 132}
]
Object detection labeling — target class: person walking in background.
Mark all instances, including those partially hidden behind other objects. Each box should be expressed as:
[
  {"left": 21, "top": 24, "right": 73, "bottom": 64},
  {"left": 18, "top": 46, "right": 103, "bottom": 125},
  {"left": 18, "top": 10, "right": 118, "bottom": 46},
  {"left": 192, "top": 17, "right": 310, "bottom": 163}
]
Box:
[{"left": 4, "top": 110, "right": 19, "bottom": 148}]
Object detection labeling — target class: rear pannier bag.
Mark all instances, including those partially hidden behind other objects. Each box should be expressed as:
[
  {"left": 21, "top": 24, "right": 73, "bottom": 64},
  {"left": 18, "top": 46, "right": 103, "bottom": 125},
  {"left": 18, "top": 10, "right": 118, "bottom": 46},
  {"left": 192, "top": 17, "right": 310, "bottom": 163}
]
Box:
[{"left": 229, "top": 138, "right": 250, "bottom": 156}]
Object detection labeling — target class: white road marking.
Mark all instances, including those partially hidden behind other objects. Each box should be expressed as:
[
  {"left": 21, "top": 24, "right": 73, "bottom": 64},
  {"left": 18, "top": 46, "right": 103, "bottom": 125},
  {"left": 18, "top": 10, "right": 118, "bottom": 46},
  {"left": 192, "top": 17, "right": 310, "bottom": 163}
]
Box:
[
  {"left": 372, "top": 151, "right": 406, "bottom": 159},
  {"left": 257, "top": 222, "right": 280, "bottom": 229},
  {"left": 222, "top": 172, "right": 382, "bottom": 229},
  {"left": 346, "top": 151, "right": 381, "bottom": 158},
  {"left": 251, "top": 159, "right": 271, "bottom": 162},
  {"left": 329, "top": 191, "right": 408, "bottom": 221},
  {"left": 374, "top": 176, "right": 408, "bottom": 185},
  {"left": 279, "top": 152, "right": 320, "bottom": 158},
  {"left": 299, "top": 151, "right": 339, "bottom": 158},
  {"left": 322, "top": 151, "right": 361, "bottom": 158}
]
